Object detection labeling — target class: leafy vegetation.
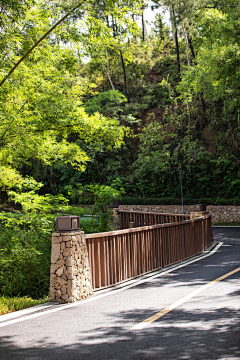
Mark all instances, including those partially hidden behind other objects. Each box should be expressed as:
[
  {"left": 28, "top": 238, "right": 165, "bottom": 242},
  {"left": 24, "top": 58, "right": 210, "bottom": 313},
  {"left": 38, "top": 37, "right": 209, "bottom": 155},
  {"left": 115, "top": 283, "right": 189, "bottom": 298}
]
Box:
[
  {"left": 0, "top": 295, "right": 49, "bottom": 316},
  {"left": 120, "top": 197, "right": 240, "bottom": 206},
  {"left": 0, "top": 180, "right": 123, "bottom": 298},
  {"left": 0, "top": 209, "right": 99, "bottom": 298}
]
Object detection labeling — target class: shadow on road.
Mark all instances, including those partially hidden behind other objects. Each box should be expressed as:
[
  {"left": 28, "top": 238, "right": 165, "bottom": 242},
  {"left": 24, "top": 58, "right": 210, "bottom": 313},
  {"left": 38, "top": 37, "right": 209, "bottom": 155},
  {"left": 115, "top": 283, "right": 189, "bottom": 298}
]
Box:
[
  {"left": 0, "top": 301, "right": 239, "bottom": 360},
  {"left": 0, "top": 228, "right": 239, "bottom": 360}
]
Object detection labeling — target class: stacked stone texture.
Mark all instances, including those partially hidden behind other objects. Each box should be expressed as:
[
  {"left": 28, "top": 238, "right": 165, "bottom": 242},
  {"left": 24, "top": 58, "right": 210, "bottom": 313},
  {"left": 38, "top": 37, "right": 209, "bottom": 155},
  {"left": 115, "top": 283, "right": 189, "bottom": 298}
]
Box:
[
  {"left": 50, "top": 231, "right": 93, "bottom": 303},
  {"left": 190, "top": 211, "right": 208, "bottom": 220},
  {"left": 119, "top": 205, "right": 240, "bottom": 223}
]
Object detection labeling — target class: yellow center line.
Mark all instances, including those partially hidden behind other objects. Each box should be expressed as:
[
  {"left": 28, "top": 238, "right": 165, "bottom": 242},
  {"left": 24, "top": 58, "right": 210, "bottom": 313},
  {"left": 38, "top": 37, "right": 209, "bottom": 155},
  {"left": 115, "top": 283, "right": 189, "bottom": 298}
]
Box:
[{"left": 131, "top": 266, "right": 240, "bottom": 330}]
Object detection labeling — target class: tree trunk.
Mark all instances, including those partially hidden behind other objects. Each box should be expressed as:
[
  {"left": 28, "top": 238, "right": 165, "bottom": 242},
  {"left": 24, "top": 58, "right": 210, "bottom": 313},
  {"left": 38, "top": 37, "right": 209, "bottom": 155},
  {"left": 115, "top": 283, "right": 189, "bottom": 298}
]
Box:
[
  {"left": 200, "top": 93, "right": 207, "bottom": 124},
  {"left": 0, "top": 0, "right": 86, "bottom": 89},
  {"left": 105, "top": 50, "right": 115, "bottom": 91},
  {"left": 182, "top": 26, "right": 191, "bottom": 66},
  {"left": 188, "top": 37, "right": 196, "bottom": 59},
  {"left": 170, "top": 6, "right": 181, "bottom": 78},
  {"left": 120, "top": 50, "right": 130, "bottom": 103},
  {"left": 142, "top": 12, "right": 145, "bottom": 41}
]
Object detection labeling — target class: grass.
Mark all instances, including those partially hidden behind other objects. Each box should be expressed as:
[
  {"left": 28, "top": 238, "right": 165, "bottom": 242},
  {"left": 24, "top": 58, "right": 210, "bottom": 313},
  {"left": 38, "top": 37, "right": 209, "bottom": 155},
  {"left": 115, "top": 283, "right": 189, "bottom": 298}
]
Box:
[
  {"left": 212, "top": 222, "right": 240, "bottom": 226},
  {"left": 0, "top": 295, "right": 49, "bottom": 316}
]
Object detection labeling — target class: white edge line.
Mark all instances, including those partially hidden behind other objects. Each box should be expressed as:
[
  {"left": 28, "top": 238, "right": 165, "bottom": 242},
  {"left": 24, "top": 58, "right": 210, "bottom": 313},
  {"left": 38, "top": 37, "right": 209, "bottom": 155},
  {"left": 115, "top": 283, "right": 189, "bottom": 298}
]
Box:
[
  {"left": 0, "top": 242, "right": 223, "bottom": 329},
  {"left": 0, "top": 302, "right": 56, "bottom": 323}
]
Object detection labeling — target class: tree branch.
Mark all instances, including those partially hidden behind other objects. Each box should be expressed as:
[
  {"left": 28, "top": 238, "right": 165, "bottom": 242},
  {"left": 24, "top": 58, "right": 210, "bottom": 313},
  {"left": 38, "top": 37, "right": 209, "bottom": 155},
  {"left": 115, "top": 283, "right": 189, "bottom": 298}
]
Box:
[{"left": 0, "top": 1, "right": 86, "bottom": 89}]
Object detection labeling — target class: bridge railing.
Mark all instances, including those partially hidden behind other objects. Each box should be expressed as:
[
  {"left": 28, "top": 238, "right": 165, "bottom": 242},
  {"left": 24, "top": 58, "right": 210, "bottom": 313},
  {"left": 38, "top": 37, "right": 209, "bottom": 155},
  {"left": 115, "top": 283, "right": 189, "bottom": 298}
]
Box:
[
  {"left": 85, "top": 213, "right": 213, "bottom": 290},
  {"left": 118, "top": 210, "right": 190, "bottom": 229}
]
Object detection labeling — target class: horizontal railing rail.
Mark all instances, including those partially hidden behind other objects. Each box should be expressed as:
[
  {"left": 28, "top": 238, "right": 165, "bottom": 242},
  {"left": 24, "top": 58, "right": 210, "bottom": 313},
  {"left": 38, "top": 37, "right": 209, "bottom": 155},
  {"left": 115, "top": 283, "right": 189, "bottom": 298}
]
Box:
[
  {"left": 85, "top": 215, "right": 213, "bottom": 290},
  {"left": 117, "top": 209, "right": 190, "bottom": 229}
]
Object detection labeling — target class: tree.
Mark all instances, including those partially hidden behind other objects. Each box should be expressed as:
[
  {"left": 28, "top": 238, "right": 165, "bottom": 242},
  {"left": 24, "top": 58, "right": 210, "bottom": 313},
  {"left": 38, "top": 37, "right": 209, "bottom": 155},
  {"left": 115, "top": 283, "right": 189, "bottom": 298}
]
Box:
[
  {"left": 78, "top": 1, "right": 142, "bottom": 102},
  {"left": 0, "top": 1, "right": 129, "bottom": 203},
  {"left": 178, "top": 3, "right": 240, "bottom": 138}
]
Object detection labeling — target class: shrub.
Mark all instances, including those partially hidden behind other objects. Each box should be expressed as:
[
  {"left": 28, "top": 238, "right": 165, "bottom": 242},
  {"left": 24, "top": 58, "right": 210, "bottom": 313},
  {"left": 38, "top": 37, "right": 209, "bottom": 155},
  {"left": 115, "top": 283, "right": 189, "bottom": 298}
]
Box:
[
  {"left": 120, "top": 197, "right": 240, "bottom": 206},
  {"left": 0, "top": 208, "right": 100, "bottom": 298},
  {"left": 0, "top": 295, "right": 49, "bottom": 315},
  {"left": 0, "top": 213, "right": 54, "bottom": 298}
]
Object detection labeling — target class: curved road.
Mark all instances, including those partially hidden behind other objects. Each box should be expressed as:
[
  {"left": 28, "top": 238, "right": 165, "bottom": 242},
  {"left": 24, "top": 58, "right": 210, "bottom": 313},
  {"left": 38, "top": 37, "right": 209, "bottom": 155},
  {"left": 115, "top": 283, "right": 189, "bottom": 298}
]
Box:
[{"left": 0, "top": 228, "right": 239, "bottom": 360}]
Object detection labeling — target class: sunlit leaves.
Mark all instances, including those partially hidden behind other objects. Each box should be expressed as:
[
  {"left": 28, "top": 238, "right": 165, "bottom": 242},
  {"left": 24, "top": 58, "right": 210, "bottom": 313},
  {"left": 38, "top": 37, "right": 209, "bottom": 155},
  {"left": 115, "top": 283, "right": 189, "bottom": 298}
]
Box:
[
  {"left": 178, "top": 5, "right": 240, "bottom": 116},
  {"left": 0, "top": 0, "right": 130, "bottom": 208}
]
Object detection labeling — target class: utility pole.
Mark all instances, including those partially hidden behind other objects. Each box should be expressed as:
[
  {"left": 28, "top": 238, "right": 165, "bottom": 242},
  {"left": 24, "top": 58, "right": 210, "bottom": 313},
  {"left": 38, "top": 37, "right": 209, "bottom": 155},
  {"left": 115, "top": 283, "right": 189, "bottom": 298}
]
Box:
[{"left": 180, "top": 166, "right": 184, "bottom": 214}]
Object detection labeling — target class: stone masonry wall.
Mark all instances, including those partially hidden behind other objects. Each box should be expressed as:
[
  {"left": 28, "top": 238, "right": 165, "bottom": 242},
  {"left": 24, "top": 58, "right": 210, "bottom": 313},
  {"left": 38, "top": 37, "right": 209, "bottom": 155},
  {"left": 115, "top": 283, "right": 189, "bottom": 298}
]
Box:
[
  {"left": 119, "top": 205, "right": 240, "bottom": 223},
  {"left": 50, "top": 231, "right": 93, "bottom": 303},
  {"left": 76, "top": 204, "right": 240, "bottom": 223}
]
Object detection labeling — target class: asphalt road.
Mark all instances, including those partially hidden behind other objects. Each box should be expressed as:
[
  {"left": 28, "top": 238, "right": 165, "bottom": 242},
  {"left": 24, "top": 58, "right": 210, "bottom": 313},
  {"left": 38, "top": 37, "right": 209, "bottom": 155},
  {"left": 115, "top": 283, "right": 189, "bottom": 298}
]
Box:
[{"left": 0, "top": 228, "right": 239, "bottom": 360}]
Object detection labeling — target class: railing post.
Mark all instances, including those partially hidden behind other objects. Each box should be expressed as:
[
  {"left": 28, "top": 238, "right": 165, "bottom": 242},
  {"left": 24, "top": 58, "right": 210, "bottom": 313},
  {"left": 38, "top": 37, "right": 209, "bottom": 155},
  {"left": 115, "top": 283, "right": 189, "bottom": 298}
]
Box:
[
  {"left": 50, "top": 230, "right": 93, "bottom": 303},
  {"left": 190, "top": 204, "right": 208, "bottom": 220},
  {"left": 112, "top": 208, "right": 120, "bottom": 230}
]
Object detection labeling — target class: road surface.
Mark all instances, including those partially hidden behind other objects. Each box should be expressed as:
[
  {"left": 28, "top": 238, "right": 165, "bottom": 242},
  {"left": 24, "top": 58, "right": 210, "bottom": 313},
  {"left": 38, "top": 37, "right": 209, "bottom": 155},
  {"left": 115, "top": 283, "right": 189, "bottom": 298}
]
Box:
[{"left": 0, "top": 228, "right": 239, "bottom": 360}]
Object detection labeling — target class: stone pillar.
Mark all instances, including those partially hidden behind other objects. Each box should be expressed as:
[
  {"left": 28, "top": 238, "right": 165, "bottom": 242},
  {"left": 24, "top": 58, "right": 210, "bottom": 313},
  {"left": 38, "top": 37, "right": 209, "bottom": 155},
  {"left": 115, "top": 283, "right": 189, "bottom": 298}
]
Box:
[
  {"left": 111, "top": 209, "right": 120, "bottom": 230},
  {"left": 50, "top": 231, "right": 93, "bottom": 303},
  {"left": 190, "top": 211, "right": 208, "bottom": 220}
]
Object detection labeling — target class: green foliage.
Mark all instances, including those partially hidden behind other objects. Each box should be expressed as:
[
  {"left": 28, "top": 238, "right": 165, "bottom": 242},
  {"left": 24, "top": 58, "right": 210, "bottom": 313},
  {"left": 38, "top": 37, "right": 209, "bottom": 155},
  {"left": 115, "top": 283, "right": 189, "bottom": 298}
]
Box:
[
  {"left": 9, "top": 191, "right": 69, "bottom": 213},
  {"left": 0, "top": 203, "right": 102, "bottom": 298},
  {"left": 80, "top": 179, "right": 125, "bottom": 232},
  {"left": 85, "top": 90, "right": 127, "bottom": 117},
  {"left": 0, "top": 295, "right": 48, "bottom": 315},
  {"left": 153, "top": 55, "right": 180, "bottom": 84},
  {"left": 0, "top": 0, "right": 129, "bottom": 214},
  {"left": 121, "top": 197, "right": 240, "bottom": 206},
  {"left": 130, "top": 128, "right": 240, "bottom": 198},
  {"left": 178, "top": 5, "right": 240, "bottom": 123},
  {"left": 0, "top": 212, "right": 53, "bottom": 298},
  {"left": 0, "top": 182, "right": 106, "bottom": 298},
  {"left": 79, "top": 217, "right": 100, "bottom": 234},
  {"left": 1, "top": 1, "right": 239, "bottom": 206},
  {"left": 0, "top": 175, "right": 125, "bottom": 298},
  {"left": 213, "top": 222, "right": 240, "bottom": 226}
]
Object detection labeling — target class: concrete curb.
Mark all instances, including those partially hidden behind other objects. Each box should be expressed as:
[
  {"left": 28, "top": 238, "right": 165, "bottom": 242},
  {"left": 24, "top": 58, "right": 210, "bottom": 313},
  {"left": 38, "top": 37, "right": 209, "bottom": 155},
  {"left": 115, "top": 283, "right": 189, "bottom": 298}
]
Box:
[
  {"left": 212, "top": 226, "right": 240, "bottom": 228},
  {"left": 0, "top": 302, "right": 60, "bottom": 323}
]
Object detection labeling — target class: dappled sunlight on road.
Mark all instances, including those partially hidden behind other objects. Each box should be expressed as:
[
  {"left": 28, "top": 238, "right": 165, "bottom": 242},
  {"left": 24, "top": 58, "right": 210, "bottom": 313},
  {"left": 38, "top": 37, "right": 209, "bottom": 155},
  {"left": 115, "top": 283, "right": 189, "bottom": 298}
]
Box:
[
  {"left": 0, "top": 302, "right": 239, "bottom": 360},
  {"left": 0, "top": 228, "right": 239, "bottom": 360}
]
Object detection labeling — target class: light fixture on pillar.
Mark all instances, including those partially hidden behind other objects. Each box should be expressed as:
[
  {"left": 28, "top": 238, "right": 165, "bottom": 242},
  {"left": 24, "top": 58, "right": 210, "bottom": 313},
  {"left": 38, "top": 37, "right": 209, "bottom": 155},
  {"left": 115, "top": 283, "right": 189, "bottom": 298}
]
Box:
[{"left": 56, "top": 216, "right": 80, "bottom": 232}]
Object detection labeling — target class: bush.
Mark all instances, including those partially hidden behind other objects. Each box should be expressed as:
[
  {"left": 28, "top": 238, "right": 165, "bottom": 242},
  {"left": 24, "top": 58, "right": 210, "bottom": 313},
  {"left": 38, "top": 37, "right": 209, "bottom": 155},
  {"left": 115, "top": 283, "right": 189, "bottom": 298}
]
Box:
[
  {"left": 0, "top": 295, "right": 49, "bottom": 315},
  {"left": 80, "top": 217, "right": 100, "bottom": 234},
  {"left": 0, "top": 208, "right": 101, "bottom": 298},
  {"left": 120, "top": 197, "right": 240, "bottom": 206},
  {"left": 0, "top": 182, "right": 121, "bottom": 298},
  {"left": 0, "top": 213, "right": 54, "bottom": 298}
]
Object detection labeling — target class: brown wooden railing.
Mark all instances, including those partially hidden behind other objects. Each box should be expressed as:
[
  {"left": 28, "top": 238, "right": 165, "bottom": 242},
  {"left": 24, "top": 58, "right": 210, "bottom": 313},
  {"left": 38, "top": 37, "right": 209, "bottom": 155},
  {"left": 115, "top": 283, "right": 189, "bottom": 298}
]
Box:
[
  {"left": 85, "top": 213, "right": 213, "bottom": 290},
  {"left": 118, "top": 210, "right": 190, "bottom": 229}
]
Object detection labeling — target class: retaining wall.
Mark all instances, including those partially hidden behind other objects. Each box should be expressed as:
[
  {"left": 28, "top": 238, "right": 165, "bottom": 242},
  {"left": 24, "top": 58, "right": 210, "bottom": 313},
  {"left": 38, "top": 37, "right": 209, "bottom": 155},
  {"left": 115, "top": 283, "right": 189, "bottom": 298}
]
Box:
[{"left": 119, "top": 205, "right": 240, "bottom": 223}]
